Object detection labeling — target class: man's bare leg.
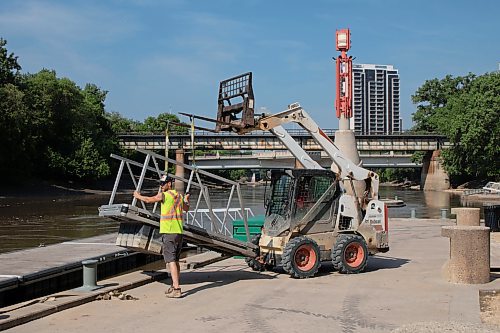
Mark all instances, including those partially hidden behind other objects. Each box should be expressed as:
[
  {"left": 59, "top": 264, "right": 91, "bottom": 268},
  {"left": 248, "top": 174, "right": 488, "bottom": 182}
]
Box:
[{"left": 169, "top": 261, "right": 180, "bottom": 289}]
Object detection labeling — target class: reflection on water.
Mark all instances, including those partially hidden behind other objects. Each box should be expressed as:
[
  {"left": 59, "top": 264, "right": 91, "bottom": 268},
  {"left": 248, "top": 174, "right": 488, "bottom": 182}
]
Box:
[
  {"left": 379, "top": 187, "right": 464, "bottom": 219},
  {"left": 0, "top": 186, "right": 483, "bottom": 254}
]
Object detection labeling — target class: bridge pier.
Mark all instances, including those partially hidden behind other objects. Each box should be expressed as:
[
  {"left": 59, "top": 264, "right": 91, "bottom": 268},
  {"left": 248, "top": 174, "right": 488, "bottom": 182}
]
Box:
[
  {"left": 294, "top": 158, "right": 304, "bottom": 169},
  {"left": 420, "top": 150, "right": 450, "bottom": 191},
  {"left": 175, "top": 149, "right": 185, "bottom": 194},
  {"left": 334, "top": 127, "right": 365, "bottom": 201}
]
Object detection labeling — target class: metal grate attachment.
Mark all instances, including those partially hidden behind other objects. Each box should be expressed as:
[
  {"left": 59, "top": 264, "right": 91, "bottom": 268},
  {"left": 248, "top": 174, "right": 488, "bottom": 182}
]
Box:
[{"left": 216, "top": 72, "right": 255, "bottom": 132}]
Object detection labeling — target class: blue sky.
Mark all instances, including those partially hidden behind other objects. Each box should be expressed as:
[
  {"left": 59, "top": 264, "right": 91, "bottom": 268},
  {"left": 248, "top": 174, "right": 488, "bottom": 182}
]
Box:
[{"left": 1, "top": 0, "right": 498, "bottom": 130}]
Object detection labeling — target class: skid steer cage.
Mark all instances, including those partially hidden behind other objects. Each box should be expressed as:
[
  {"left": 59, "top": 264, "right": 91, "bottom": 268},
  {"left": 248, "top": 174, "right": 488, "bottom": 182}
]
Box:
[{"left": 216, "top": 72, "right": 255, "bottom": 132}]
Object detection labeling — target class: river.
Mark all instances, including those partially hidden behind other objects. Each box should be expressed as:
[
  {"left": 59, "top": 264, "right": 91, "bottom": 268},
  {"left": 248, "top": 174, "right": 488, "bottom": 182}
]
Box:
[{"left": 0, "top": 186, "right": 481, "bottom": 254}]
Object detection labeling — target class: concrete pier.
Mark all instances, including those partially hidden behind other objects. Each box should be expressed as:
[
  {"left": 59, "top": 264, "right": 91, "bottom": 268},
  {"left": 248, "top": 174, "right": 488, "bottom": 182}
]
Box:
[
  {"left": 334, "top": 116, "right": 365, "bottom": 200},
  {"left": 420, "top": 150, "right": 450, "bottom": 191},
  {"left": 175, "top": 149, "right": 185, "bottom": 193}
]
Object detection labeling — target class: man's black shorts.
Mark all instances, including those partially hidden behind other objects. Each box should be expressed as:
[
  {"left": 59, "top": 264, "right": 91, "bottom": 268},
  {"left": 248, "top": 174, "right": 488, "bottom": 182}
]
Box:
[{"left": 161, "top": 233, "right": 183, "bottom": 263}]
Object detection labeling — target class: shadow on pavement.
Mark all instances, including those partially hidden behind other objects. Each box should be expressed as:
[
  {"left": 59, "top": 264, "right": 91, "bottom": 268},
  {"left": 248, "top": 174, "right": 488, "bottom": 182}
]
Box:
[
  {"left": 0, "top": 315, "right": 9, "bottom": 320},
  {"left": 490, "top": 272, "right": 500, "bottom": 282},
  {"left": 365, "top": 256, "right": 410, "bottom": 272},
  {"left": 160, "top": 266, "right": 277, "bottom": 297}
]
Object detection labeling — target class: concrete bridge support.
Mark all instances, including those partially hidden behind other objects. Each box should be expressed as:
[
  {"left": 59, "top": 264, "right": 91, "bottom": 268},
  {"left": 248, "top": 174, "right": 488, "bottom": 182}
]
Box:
[
  {"left": 334, "top": 118, "right": 365, "bottom": 201},
  {"left": 294, "top": 159, "right": 304, "bottom": 169},
  {"left": 441, "top": 208, "right": 490, "bottom": 284},
  {"left": 175, "top": 149, "right": 185, "bottom": 194},
  {"left": 420, "top": 150, "right": 450, "bottom": 191}
]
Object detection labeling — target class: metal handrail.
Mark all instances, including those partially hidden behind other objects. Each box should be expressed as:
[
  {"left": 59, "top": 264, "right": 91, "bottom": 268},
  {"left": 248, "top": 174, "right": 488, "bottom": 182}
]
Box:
[
  {"left": 185, "top": 208, "right": 255, "bottom": 236},
  {"left": 105, "top": 149, "right": 252, "bottom": 241}
]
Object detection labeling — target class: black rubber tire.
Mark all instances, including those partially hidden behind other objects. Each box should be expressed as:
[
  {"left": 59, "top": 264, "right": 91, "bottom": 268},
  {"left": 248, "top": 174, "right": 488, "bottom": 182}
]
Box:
[
  {"left": 245, "top": 234, "right": 264, "bottom": 271},
  {"left": 281, "top": 236, "right": 321, "bottom": 279},
  {"left": 331, "top": 234, "right": 368, "bottom": 274}
]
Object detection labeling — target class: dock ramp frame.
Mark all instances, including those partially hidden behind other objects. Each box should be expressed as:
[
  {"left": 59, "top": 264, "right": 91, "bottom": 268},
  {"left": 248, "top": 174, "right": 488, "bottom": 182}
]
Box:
[{"left": 99, "top": 149, "right": 258, "bottom": 258}]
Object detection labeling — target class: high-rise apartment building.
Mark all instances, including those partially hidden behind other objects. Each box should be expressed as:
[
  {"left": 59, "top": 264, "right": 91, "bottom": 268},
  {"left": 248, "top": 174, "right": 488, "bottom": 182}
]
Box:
[{"left": 350, "top": 64, "right": 401, "bottom": 134}]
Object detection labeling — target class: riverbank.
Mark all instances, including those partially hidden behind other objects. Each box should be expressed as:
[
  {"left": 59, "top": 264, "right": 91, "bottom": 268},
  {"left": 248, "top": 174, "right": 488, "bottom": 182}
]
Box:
[{"left": 0, "top": 179, "right": 135, "bottom": 198}]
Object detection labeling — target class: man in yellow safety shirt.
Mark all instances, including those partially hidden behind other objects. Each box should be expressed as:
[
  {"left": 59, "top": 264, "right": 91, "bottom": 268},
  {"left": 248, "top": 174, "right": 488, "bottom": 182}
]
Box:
[{"left": 133, "top": 175, "right": 190, "bottom": 298}]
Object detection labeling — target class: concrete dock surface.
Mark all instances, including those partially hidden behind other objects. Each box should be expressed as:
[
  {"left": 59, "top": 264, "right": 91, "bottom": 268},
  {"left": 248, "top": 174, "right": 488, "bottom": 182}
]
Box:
[{"left": 3, "top": 218, "right": 500, "bottom": 333}]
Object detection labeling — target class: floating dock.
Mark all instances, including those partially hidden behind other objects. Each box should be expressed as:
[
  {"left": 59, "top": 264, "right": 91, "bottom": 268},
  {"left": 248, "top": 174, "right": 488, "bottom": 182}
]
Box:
[{"left": 0, "top": 233, "right": 160, "bottom": 307}]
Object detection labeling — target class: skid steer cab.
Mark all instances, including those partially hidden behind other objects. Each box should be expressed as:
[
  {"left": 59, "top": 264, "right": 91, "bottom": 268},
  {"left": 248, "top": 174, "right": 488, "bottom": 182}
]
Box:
[{"left": 246, "top": 169, "right": 389, "bottom": 278}]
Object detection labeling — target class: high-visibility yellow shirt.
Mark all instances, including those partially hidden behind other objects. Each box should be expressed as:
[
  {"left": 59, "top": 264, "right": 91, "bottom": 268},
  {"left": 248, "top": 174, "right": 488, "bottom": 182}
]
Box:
[{"left": 160, "top": 190, "right": 183, "bottom": 234}]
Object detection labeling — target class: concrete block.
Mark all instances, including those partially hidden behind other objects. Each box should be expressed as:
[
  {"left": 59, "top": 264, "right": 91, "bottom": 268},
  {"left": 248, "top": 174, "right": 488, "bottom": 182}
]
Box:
[
  {"left": 450, "top": 207, "right": 481, "bottom": 226},
  {"left": 115, "top": 230, "right": 122, "bottom": 246},
  {"left": 441, "top": 225, "right": 490, "bottom": 284},
  {"left": 132, "top": 224, "right": 152, "bottom": 250},
  {"left": 147, "top": 228, "right": 163, "bottom": 255}
]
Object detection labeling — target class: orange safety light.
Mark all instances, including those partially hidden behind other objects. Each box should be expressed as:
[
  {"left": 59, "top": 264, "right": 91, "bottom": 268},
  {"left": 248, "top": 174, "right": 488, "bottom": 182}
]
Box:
[{"left": 335, "top": 29, "right": 353, "bottom": 119}]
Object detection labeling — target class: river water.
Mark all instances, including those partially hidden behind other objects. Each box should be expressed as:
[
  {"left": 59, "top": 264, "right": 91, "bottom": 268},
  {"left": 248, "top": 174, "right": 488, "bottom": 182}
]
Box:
[{"left": 0, "top": 186, "right": 480, "bottom": 254}]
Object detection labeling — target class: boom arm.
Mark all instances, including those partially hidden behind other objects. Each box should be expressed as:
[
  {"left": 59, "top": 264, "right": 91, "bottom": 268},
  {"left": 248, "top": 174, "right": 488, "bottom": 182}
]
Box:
[
  {"left": 254, "top": 103, "right": 380, "bottom": 200},
  {"left": 269, "top": 126, "right": 322, "bottom": 170}
]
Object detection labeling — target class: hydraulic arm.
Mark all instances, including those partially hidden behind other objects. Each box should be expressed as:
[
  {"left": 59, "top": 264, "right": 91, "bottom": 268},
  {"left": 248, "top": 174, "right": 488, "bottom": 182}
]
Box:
[{"left": 243, "top": 103, "right": 380, "bottom": 201}]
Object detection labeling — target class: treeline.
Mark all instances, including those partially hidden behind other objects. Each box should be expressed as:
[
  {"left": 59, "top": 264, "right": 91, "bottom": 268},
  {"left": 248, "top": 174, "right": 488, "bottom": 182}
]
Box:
[
  {"left": 2, "top": 37, "right": 498, "bottom": 185},
  {"left": 0, "top": 38, "right": 182, "bottom": 183},
  {"left": 411, "top": 72, "right": 500, "bottom": 184}
]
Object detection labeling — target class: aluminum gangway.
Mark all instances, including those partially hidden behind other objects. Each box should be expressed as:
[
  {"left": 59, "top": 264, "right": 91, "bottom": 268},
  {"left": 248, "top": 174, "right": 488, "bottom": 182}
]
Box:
[{"left": 98, "top": 149, "right": 258, "bottom": 258}]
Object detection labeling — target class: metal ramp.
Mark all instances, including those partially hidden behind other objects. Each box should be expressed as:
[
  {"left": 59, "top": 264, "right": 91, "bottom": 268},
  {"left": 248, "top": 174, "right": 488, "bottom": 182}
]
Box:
[{"left": 98, "top": 149, "right": 258, "bottom": 258}]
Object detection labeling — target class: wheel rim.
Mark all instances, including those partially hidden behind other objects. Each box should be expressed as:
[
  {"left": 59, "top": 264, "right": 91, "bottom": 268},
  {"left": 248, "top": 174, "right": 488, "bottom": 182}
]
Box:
[
  {"left": 294, "top": 244, "right": 317, "bottom": 271},
  {"left": 344, "top": 242, "right": 365, "bottom": 268}
]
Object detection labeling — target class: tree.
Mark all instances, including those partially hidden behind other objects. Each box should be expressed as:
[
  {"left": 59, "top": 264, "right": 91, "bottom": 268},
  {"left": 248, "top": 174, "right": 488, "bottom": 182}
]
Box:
[
  {"left": 0, "top": 38, "right": 21, "bottom": 85},
  {"left": 0, "top": 83, "right": 30, "bottom": 178},
  {"left": 106, "top": 111, "right": 141, "bottom": 133},
  {"left": 411, "top": 72, "right": 500, "bottom": 180},
  {"left": 439, "top": 73, "right": 500, "bottom": 179},
  {"left": 411, "top": 74, "right": 475, "bottom": 133},
  {"left": 137, "top": 113, "right": 186, "bottom": 133}
]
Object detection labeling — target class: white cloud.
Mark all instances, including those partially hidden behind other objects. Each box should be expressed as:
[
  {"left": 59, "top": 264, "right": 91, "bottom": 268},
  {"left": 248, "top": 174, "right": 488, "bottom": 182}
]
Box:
[{"left": 0, "top": 1, "right": 141, "bottom": 44}]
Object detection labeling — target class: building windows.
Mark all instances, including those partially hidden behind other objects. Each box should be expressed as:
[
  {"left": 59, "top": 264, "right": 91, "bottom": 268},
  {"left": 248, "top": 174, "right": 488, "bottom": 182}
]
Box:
[{"left": 350, "top": 64, "right": 401, "bottom": 134}]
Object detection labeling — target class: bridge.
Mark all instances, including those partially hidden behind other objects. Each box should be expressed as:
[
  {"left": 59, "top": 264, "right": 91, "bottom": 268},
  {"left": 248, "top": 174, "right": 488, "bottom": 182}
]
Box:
[
  {"left": 189, "top": 151, "right": 419, "bottom": 169},
  {"left": 119, "top": 130, "right": 449, "bottom": 152},
  {"left": 118, "top": 130, "right": 450, "bottom": 168}
]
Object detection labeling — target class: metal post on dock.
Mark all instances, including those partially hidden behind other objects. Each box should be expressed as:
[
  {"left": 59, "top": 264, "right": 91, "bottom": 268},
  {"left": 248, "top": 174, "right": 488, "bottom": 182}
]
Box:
[
  {"left": 75, "top": 259, "right": 101, "bottom": 292},
  {"left": 411, "top": 208, "right": 416, "bottom": 219},
  {"left": 441, "top": 208, "right": 448, "bottom": 220}
]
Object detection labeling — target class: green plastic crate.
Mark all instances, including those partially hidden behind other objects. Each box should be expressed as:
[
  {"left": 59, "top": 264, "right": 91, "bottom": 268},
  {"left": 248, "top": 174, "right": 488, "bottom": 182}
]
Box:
[{"left": 233, "top": 215, "right": 264, "bottom": 258}]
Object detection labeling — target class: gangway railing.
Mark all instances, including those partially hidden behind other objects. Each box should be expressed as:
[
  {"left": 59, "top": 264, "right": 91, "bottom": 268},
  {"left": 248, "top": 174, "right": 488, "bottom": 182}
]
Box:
[
  {"left": 463, "top": 189, "right": 486, "bottom": 196},
  {"left": 99, "top": 148, "right": 258, "bottom": 257},
  {"left": 186, "top": 208, "right": 255, "bottom": 236}
]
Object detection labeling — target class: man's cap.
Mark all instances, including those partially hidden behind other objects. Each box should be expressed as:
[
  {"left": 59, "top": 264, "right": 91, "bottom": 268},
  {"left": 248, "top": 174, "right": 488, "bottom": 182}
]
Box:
[{"left": 159, "top": 175, "right": 174, "bottom": 184}]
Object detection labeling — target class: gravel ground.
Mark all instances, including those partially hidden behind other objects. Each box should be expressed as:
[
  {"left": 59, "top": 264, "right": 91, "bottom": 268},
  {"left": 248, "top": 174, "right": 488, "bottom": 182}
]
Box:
[{"left": 392, "top": 321, "right": 499, "bottom": 333}]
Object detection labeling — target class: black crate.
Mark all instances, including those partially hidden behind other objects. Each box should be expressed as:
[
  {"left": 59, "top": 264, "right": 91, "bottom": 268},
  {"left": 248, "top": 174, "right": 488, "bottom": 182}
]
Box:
[{"left": 484, "top": 204, "right": 500, "bottom": 232}]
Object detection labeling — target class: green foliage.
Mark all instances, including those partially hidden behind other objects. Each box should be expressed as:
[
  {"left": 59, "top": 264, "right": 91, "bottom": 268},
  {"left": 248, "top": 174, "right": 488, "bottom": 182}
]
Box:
[
  {"left": 137, "top": 113, "right": 186, "bottom": 133},
  {"left": 411, "top": 151, "right": 425, "bottom": 165},
  {"left": 0, "top": 39, "right": 118, "bottom": 181},
  {"left": 412, "top": 72, "right": 500, "bottom": 180},
  {"left": 0, "top": 38, "right": 21, "bottom": 85},
  {"left": 229, "top": 169, "right": 248, "bottom": 181},
  {"left": 106, "top": 112, "right": 141, "bottom": 133},
  {"left": 411, "top": 74, "right": 475, "bottom": 133},
  {"left": 376, "top": 168, "right": 420, "bottom": 183}
]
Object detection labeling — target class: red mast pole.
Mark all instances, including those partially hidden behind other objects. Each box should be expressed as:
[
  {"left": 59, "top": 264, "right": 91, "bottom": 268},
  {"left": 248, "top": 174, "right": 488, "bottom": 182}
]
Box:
[{"left": 335, "top": 29, "right": 353, "bottom": 119}]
